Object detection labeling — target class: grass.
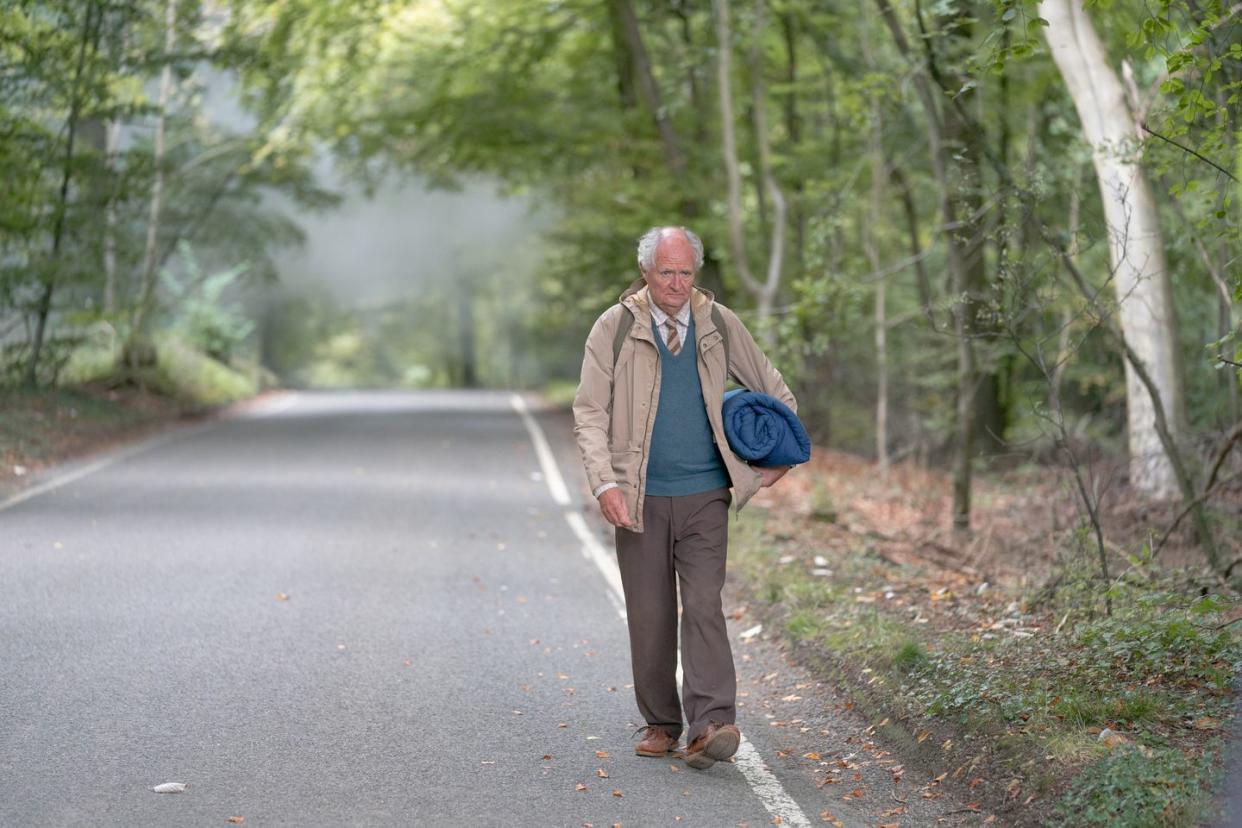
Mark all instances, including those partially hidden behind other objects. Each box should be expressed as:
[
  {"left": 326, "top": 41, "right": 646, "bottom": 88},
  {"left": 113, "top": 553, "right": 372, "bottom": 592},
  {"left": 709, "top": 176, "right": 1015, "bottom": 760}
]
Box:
[{"left": 729, "top": 501, "right": 1242, "bottom": 827}]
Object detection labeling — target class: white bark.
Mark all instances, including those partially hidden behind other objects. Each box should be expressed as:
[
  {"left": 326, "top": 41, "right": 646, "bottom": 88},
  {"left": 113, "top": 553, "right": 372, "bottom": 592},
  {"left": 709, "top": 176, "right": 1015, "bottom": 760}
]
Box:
[
  {"left": 103, "top": 117, "right": 121, "bottom": 314},
  {"left": 713, "top": 0, "right": 784, "bottom": 341},
  {"left": 131, "top": 0, "right": 177, "bottom": 343},
  {"left": 1041, "top": 0, "right": 1187, "bottom": 499}
]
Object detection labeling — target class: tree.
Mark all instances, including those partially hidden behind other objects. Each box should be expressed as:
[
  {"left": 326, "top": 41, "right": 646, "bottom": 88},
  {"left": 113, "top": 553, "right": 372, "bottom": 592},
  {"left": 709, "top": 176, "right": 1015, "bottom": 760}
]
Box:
[{"left": 1041, "top": 0, "right": 1189, "bottom": 501}]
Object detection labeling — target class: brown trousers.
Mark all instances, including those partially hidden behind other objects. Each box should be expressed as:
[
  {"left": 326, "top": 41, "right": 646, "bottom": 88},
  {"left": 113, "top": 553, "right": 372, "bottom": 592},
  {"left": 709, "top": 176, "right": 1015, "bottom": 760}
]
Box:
[{"left": 614, "top": 486, "right": 735, "bottom": 744}]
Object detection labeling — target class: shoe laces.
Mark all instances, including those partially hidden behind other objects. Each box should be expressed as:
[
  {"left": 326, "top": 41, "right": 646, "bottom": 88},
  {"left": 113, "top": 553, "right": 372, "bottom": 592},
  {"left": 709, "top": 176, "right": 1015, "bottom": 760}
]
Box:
[{"left": 633, "top": 724, "right": 672, "bottom": 740}]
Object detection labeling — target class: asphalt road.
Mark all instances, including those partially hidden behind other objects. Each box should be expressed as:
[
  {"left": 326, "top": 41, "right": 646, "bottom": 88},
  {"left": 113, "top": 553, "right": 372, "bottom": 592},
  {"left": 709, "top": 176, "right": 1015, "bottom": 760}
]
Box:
[{"left": 0, "top": 389, "right": 976, "bottom": 827}]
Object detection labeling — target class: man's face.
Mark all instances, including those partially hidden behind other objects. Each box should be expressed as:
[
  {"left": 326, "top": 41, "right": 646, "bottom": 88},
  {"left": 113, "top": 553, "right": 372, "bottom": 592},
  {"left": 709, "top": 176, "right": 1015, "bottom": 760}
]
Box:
[{"left": 642, "top": 235, "right": 697, "bottom": 317}]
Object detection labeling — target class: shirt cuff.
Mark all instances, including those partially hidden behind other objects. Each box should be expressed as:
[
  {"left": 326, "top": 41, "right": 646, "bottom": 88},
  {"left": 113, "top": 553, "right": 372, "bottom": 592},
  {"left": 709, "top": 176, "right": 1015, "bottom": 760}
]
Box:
[{"left": 592, "top": 481, "right": 618, "bottom": 498}]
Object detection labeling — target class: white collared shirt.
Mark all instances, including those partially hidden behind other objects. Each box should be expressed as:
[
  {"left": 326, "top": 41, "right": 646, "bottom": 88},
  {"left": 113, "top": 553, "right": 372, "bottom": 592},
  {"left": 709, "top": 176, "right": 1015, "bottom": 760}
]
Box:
[{"left": 649, "top": 301, "right": 691, "bottom": 353}]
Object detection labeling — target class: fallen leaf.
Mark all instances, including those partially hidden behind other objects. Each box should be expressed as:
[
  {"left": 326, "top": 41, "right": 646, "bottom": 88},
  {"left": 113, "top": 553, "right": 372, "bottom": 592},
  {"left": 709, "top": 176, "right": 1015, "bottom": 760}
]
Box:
[
  {"left": 881, "top": 806, "right": 906, "bottom": 817},
  {"left": 542, "top": 754, "right": 553, "bottom": 760},
  {"left": 575, "top": 783, "right": 587, "bottom": 792},
  {"left": 558, "top": 723, "right": 568, "bottom": 728},
  {"left": 596, "top": 750, "right": 609, "bottom": 758},
  {"left": 612, "top": 789, "right": 623, "bottom": 798},
  {"left": 818, "top": 810, "right": 844, "bottom": 826},
  {"left": 739, "top": 624, "right": 763, "bottom": 640},
  {"left": 1193, "top": 716, "right": 1220, "bottom": 731},
  {"left": 274, "top": 593, "right": 289, "bottom": 601},
  {"left": 781, "top": 695, "right": 802, "bottom": 702},
  {"left": 803, "top": 752, "right": 821, "bottom": 760},
  {"left": 227, "top": 818, "right": 244, "bottom": 825},
  {"left": 596, "top": 768, "right": 609, "bottom": 778},
  {"left": 151, "top": 783, "right": 187, "bottom": 794}
]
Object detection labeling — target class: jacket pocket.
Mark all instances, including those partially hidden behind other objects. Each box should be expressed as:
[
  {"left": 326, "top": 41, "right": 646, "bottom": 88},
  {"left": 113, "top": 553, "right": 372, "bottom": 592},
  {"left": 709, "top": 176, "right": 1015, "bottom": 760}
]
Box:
[{"left": 609, "top": 446, "right": 641, "bottom": 488}]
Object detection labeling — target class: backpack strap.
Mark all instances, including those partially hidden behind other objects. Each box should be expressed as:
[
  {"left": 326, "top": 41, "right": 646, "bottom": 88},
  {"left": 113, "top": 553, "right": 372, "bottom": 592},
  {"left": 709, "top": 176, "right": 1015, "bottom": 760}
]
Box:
[
  {"left": 711, "top": 305, "right": 732, "bottom": 380},
  {"left": 611, "top": 307, "right": 635, "bottom": 370}
]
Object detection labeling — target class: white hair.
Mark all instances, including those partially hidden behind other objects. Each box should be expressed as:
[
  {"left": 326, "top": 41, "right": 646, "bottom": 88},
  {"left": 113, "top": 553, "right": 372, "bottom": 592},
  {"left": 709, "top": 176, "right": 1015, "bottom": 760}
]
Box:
[{"left": 636, "top": 226, "right": 704, "bottom": 273}]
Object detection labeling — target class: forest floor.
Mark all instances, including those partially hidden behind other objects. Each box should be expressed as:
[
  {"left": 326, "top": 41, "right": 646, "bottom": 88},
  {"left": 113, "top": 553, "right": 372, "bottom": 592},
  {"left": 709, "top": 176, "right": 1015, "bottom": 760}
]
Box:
[
  {"left": 729, "top": 447, "right": 1242, "bottom": 826},
  {"left": 0, "top": 381, "right": 273, "bottom": 500}
]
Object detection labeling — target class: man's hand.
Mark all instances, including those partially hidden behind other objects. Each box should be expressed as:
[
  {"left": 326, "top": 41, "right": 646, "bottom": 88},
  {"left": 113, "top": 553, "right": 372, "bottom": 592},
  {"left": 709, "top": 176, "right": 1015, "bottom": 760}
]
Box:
[
  {"left": 598, "top": 487, "right": 636, "bottom": 529},
  {"left": 756, "top": 464, "right": 792, "bottom": 488}
]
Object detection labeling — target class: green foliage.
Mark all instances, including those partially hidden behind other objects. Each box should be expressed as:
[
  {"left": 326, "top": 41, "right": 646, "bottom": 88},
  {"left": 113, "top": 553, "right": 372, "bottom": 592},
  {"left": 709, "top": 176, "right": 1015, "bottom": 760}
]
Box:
[
  {"left": 1054, "top": 743, "right": 1220, "bottom": 827},
  {"left": 144, "top": 330, "right": 257, "bottom": 405},
  {"left": 1073, "top": 591, "right": 1240, "bottom": 692},
  {"left": 158, "top": 242, "right": 255, "bottom": 365}
]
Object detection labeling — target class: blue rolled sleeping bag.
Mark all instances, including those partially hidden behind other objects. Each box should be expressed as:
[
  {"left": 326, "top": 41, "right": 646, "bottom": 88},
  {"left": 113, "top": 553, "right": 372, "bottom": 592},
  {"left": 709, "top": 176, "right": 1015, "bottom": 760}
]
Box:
[{"left": 721, "top": 389, "right": 811, "bottom": 467}]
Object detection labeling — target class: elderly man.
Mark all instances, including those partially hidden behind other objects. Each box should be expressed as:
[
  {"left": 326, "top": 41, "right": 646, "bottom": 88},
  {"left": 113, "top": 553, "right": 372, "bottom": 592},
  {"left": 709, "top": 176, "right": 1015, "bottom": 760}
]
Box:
[{"left": 572, "top": 226, "right": 798, "bottom": 770}]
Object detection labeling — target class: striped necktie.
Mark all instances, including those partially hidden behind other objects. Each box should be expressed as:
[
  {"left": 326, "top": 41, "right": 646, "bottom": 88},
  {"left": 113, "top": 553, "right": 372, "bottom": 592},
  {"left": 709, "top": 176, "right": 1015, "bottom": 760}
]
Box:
[{"left": 664, "top": 319, "right": 681, "bottom": 355}]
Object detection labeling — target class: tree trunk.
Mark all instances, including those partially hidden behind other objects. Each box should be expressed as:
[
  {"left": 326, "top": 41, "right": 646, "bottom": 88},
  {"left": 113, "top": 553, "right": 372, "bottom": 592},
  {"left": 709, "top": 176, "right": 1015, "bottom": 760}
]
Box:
[
  {"left": 456, "top": 272, "right": 477, "bottom": 388},
  {"left": 127, "top": 0, "right": 177, "bottom": 373},
  {"left": 874, "top": 0, "right": 977, "bottom": 530},
  {"left": 1041, "top": 0, "right": 1188, "bottom": 500},
  {"left": 24, "top": 2, "right": 102, "bottom": 388},
  {"left": 103, "top": 116, "right": 121, "bottom": 315},
  {"left": 608, "top": 0, "right": 688, "bottom": 178},
  {"left": 714, "top": 0, "right": 785, "bottom": 342},
  {"left": 869, "top": 119, "right": 889, "bottom": 472},
  {"left": 779, "top": 11, "right": 806, "bottom": 281}
]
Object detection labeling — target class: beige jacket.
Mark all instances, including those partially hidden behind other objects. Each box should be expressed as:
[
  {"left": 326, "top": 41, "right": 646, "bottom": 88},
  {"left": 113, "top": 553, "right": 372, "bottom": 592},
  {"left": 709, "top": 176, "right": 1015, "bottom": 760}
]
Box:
[{"left": 572, "top": 278, "right": 798, "bottom": 533}]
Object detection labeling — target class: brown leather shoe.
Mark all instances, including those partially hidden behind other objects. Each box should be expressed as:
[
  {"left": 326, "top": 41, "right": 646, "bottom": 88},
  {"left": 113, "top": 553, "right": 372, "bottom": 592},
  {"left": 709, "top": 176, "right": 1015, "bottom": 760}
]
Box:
[
  {"left": 683, "top": 722, "right": 740, "bottom": 769},
  {"left": 634, "top": 725, "right": 678, "bottom": 757}
]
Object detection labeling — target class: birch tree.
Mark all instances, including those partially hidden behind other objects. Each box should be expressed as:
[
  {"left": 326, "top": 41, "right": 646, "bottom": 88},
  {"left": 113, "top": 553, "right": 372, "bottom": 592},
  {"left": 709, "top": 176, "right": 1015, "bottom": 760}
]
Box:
[
  {"left": 127, "top": 0, "right": 178, "bottom": 371},
  {"left": 1041, "top": 0, "right": 1188, "bottom": 500},
  {"left": 713, "top": 0, "right": 786, "bottom": 341}
]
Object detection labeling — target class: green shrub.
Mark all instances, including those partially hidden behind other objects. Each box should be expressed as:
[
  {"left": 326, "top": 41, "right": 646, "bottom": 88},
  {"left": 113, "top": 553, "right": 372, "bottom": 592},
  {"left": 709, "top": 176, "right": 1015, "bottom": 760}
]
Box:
[{"left": 1054, "top": 744, "right": 1220, "bottom": 827}]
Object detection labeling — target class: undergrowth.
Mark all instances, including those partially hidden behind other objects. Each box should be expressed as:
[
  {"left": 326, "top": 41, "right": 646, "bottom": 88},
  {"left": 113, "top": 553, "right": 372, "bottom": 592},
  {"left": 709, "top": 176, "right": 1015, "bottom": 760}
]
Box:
[{"left": 730, "top": 505, "right": 1242, "bottom": 827}]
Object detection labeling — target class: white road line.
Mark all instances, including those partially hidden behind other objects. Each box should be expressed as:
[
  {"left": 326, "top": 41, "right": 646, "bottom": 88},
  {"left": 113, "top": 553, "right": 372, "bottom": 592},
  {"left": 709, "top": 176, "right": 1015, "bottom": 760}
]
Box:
[
  {"left": 0, "top": 391, "right": 300, "bottom": 514},
  {"left": 510, "top": 394, "right": 571, "bottom": 506},
  {"left": 511, "top": 391, "right": 811, "bottom": 828}
]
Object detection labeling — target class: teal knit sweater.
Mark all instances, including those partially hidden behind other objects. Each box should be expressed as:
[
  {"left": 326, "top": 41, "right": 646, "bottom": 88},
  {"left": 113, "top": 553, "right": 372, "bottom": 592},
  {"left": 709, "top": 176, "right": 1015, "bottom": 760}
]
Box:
[{"left": 645, "top": 314, "right": 730, "bottom": 496}]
